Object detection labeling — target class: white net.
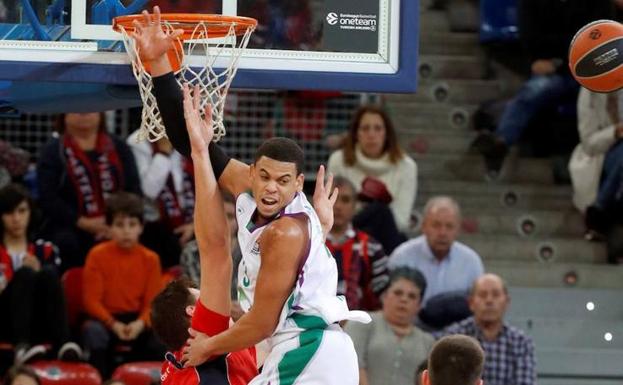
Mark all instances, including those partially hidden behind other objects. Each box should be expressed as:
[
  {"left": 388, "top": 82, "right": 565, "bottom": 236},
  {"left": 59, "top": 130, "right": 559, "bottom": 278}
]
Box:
[{"left": 117, "top": 19, "right": 255, "bottom": 142}]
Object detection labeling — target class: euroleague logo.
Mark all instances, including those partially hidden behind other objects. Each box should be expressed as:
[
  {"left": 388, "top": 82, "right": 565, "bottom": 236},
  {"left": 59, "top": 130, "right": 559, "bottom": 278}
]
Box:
[
  {"left": 326, "top": 12, "right": 338, "bottom": 25},
  {"left": 325, "top": 11, "right": 377, "bottom": 31}
]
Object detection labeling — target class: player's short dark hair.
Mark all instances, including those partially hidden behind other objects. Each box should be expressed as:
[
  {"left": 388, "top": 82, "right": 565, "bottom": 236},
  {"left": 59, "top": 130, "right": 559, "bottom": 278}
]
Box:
[
  {"left": 254, "top": 137, "right": 305, "bottom": 175},
  {"left": 428, "top": 335, "right": 484, "bottom": 385},
  {"left": 105, "top": 192, "right": 144, "bottom": 225},
  {"left": 151, "top": 278, "right": 198, "bottom": 351}
]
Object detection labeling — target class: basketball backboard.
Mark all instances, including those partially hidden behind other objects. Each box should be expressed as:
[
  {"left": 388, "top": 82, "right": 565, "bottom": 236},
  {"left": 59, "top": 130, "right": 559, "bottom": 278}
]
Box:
[{"left": 0, "top": 0, "right": 417, "bottom": 94}]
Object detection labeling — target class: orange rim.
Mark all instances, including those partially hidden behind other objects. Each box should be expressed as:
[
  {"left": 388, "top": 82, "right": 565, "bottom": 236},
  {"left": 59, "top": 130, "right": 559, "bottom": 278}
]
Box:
[{"left": 113, "top": 13, "right": 257, "bottom": 40}]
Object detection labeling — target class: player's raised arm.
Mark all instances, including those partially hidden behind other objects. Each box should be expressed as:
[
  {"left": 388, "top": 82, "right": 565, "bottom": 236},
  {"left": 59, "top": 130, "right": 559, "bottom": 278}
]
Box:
[
  {"left": 183, "top": 83, "right": 230, "bottom": 315},
  {"left": 131, "top": 6, "right": 251, "bottom": 197}
]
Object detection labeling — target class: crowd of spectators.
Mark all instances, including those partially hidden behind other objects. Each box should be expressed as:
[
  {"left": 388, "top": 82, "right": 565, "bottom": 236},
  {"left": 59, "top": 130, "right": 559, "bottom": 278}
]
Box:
[
  {"left": 0, "top": 101, "right": 534, "bottom": 385},
  {"left": 9, "top": 0, "right": 623, "bottom": 383}
]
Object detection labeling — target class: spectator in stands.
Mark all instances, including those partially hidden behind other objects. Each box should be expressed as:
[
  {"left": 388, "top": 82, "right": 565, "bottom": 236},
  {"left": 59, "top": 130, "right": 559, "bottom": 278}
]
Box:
[
  {"left": 328, "top": 105, "right": 417, "bottom": 252},
  {"left": 421, "top": 335, "right": 484, "bottom": 385},
  {"left": 37, "top": 112, "right": 141, "bottom": 270},
  {"left": 0, "top": 140, "right": 30, "bottom": 187},
  {"left": 2, "top": 365, "right": 41, "bottom": 385},
  {"left": 440, "top": 274, "right": 536, "bottom": 385},
  {"left": 82, "top": 192, "right": 164, "bottom": 378},
  {"left": 180, "top": 193, "right": 244, "bottom": 320},
  {"left": 570, "top": 88, "right": 623, "bottom": 262},
  {"left": 345, "top": 267, "right": 434, "bottom": 385},
  {"left": 325, "top": 176, "right": 389, "bottom": 310},
  {"left": 388, "top": 196, "right": 483, "bottom": 330},
  {"left": 472, "top": 0, "right": 614, "bottom": 174},
  {"left": 127, "top": 132, "right": 194, "bottom": 268},
  {"left": 0, "top": 184, "right": 82, "bottom": 365}
]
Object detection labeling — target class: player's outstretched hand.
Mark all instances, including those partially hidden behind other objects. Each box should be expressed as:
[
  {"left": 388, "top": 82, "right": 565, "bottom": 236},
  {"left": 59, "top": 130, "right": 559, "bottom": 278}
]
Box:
[
  {"left": 130, "top": 6, "right": 183, "bottom": 63},
  {"left": 313, "top": 165, "right": 338, "bottom": 237},
  {"left": 183, "top": 83, "right": 214, "bottom": 156},
  {"left": 182, "top": 328, "right": 213, "bottom": 367}
]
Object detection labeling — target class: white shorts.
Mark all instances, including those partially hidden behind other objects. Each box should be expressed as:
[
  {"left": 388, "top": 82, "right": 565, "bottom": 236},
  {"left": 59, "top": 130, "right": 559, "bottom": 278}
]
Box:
[{"left": 249, "top": 324, "right": 359, "bottom": 385}]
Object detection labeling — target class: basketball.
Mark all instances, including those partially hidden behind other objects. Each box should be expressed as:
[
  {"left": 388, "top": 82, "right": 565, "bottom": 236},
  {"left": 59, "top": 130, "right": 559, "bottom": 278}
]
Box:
[{"left": 569, "top": 19, "right": 623, "bottom": 93}]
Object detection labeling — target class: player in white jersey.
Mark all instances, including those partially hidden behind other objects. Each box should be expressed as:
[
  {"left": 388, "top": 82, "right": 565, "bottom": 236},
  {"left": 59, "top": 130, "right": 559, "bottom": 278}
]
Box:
[
  {"left": 131, "top": 8, "right": 371, "bottom": 384},
  {"left": 176, "top": 90, "right": 370, "bottom": 385}
]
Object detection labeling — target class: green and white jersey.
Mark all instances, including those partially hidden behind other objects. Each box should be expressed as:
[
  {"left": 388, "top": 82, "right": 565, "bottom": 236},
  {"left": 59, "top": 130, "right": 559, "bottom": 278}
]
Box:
[{"left": 236, "top": 192, "right": 370, "bottom": 339}]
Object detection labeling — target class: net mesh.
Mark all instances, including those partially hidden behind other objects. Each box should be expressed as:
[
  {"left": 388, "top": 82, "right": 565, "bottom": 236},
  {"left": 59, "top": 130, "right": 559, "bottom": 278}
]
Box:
[{"left": 116, "top": 19, "right": 255, "bottom": 142}]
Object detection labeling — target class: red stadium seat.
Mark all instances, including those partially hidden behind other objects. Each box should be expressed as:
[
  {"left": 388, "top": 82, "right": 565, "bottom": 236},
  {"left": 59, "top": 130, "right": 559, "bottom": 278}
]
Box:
[
  {"left": 61, "top": 267, "right": 85, "bottom": 329},
  {"left": 112, "top": 361, "right": 161, "bottom": 385},
  {"left": 30, "top": 360, "right": 101, "bottom": 385}
]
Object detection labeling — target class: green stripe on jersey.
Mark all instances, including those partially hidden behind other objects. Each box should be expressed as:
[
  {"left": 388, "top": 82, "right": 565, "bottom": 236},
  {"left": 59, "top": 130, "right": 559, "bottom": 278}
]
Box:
[{"left": 277, "top": 314, "right": 328, "bottom": 385}]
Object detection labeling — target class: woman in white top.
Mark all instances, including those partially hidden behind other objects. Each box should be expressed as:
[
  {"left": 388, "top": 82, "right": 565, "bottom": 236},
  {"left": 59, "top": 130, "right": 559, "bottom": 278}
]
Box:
[{"left": 328, "top": 105, "right": 417, "bottom": 251}]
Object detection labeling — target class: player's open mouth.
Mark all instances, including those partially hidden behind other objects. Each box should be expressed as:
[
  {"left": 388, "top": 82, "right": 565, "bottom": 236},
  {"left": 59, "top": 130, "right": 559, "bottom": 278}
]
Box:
[{"left": 261, "top": 197, "right": 278, "bottom": 206}]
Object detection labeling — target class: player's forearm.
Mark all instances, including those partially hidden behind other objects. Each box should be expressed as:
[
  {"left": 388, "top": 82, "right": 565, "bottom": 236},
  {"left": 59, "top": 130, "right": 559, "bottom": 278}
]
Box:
[
  {"left": 192, "top": 151, "right": 229, "bottom": 253},
  {"left": 205, "top": 309, "right": 276, "bottom": 356}
]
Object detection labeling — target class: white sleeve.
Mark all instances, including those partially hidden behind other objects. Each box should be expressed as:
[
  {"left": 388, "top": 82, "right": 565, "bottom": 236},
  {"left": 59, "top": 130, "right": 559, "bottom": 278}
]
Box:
[
  {"left": 390, "top": 156, "right": 417, "bottom": 231},
  {"left": 127, "top": 137, "right": 173, "bottom": 199},
  {"left": 577, "top": 88, "right": 617, "bottom": 156}
]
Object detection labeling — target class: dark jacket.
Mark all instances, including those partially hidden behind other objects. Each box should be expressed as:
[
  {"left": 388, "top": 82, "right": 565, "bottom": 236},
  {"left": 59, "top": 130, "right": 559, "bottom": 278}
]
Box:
[{"left": 36, "top": 133, "right": 142, "bottom": 227}]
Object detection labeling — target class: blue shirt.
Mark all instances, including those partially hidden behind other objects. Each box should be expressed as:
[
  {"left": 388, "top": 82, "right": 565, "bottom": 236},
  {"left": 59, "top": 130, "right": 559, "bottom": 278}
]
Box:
[{"left": 387, "top": 235, "right": 484, "bottom": 306}]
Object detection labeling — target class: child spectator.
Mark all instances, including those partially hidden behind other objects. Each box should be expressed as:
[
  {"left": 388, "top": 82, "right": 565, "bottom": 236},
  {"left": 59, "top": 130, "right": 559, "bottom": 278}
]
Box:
[
  {"left": 0, "top": 184, "right": 82, "bottom": 365},
  {"left": 325, "top": 176, "right": 389, "bottom": 311},
  {"left": 82, "top": 192, "right": 164, "bottom": 377}
]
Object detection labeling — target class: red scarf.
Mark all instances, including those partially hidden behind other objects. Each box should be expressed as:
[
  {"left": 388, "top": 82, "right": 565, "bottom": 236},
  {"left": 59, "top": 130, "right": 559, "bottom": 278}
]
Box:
[
  {"left": 326, "top": 230, "right": 371, "bottom": 310},
  {"left": 63, "top": 132, "right": 124, "bottom": 217},
  {"left": 154, "top": 147, "right": 195, "bottom": 229}
]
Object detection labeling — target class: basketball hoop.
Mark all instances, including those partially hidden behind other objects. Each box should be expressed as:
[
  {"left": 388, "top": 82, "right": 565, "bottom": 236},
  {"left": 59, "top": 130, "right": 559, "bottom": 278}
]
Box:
[{"left": 113, "top": 14, "right": 257, "bottom": 142}]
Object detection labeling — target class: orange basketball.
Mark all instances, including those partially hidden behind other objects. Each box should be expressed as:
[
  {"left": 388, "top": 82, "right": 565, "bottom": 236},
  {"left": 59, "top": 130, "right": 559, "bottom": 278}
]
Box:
[{"left": 569, "top": 20, "right": 623, "bottom": 93}]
